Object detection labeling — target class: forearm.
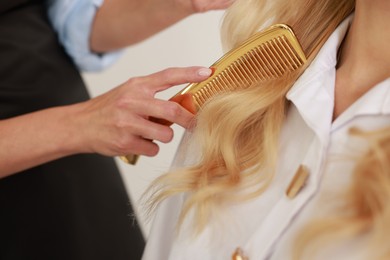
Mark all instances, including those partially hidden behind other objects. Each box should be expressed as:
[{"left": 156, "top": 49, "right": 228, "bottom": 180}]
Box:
[
  {"left": 90, "top": 0, "right": 193, "bottom": 52},
  {"left": 0, "top": 105, "right": 85, "bottom": 178}
]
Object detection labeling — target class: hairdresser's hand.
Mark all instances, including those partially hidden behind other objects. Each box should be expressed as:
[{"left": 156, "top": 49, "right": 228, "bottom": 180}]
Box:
[
  {"left": 76, "top": 67, "right": 212, "bottom": 157},
  {"left": 179, "top": 0, "right": 235, "bottom": 13}
]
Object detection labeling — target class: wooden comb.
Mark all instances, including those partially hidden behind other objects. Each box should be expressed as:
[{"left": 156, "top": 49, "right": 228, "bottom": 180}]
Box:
[{"left": 120, "top": 24, "right": 307, "bottom": 165}]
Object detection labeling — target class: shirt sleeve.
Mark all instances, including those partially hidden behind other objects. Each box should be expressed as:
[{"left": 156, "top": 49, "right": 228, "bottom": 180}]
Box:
[{"left": 46, "top": 0, "right": 124, "bottom": 72}]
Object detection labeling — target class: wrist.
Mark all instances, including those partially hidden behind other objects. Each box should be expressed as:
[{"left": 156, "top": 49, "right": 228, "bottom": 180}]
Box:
[{"left": 55, "top": 103, "right": 92, "bottom": 156}]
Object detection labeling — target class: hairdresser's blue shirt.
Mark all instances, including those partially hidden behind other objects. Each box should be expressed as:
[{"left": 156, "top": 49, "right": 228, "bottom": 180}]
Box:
[{"left": 46, "top": 0, "right": 123, "bottom": 72}]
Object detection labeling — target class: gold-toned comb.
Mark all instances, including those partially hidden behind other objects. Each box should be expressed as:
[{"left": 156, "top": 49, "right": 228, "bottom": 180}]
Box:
[{"left": 120, "top": 24, "right": 307, "bottom": 165}]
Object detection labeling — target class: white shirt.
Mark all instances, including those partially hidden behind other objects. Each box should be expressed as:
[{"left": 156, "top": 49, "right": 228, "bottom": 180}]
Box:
[
  {"left": 143, "top": 16, "right": 390, "bottom": 260},
  {"left": 46, "top": 0, "right": 123, "bottom": 72}
]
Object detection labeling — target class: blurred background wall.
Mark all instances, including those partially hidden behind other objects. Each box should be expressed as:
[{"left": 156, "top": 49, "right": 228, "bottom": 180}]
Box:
[{"left": 82, "top": 11, "right": 225, "bottom": 238}]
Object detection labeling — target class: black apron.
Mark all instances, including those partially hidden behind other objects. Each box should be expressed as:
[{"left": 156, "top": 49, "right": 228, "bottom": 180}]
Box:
[{"left": 0, "top": 1, "right": 145, "bottom": 259}]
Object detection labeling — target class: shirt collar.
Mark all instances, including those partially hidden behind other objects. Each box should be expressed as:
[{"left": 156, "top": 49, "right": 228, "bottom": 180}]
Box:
[
  {"left": 332, "top": 78, "right": 390, "bottom": 130},
  {"left": 286, "top": 16, "right": 353, "bottom": 143},
  {"left": 286, "top": 13, "right": 390, "bottom": 142}
]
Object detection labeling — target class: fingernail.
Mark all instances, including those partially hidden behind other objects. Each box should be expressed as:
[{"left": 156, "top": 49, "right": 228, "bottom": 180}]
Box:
[{"left": 197, "top": 68, "right": 212, "bottom": 77}]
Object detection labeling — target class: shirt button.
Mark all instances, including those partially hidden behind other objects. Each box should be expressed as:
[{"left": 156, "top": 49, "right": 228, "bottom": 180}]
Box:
[
  {"left": 232, "top": 247, "right": 249, "bottom": 260},
  {"left": 286, "top": 165, "right": 309, "bottom": 199}
]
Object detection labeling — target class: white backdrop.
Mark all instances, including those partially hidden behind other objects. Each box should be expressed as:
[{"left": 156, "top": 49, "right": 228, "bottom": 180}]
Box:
[{"left": 82, "top": 11, "right": 225, "bottom": 238}]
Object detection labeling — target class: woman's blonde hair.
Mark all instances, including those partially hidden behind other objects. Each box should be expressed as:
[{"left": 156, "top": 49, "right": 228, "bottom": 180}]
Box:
[{"left": 145, "top": 0, "right": 387, "bottom": 257}]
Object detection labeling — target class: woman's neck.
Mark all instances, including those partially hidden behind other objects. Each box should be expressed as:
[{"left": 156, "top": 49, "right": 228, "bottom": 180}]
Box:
[{"left": 333, "top": 0, "right": 390, "bottom": 119}]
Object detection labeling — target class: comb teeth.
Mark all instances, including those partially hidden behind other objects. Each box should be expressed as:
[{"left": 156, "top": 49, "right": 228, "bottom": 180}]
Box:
[{"left": 192, "top": 35, "right": 305, "bottom": 108}]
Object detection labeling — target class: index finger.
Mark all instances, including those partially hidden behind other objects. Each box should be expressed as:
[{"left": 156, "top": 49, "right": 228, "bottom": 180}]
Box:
[{"left": 141, "top": 67, "right": 213, "bottom": 93}]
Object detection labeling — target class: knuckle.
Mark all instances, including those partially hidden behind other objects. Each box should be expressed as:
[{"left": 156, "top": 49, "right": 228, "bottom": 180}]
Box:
[
  {"left": 160, "top": 69, "right": 172, "bottom": 82},
  {"left": 113, "top": 118, "right": 128, "bottom": 130},
  {"left": 125, "top": 78, "right": 148, "bottom": 94},
  {"left": 114, "top": 137, "right": 134, "bottom": 154},
  {"left": 126, "top": 77, "right": 155, "bottom": 96},
  {"left": 111, "top": 122, "right": 138, "bottom": 153},
  {"left": 162, "top": 67, "right": 174, "bottom": 76},
  {"left": 115, "top": 97, "right": 130, "bottom": 109},
  {"left": 125, "top": 77, "right": 141, "bottom": 86},
  {"left": 114, "top": 95, "right": 141, "bottom": 111},
  {"left": 111, "top": 110, "right": 133, "bottom": 129}
]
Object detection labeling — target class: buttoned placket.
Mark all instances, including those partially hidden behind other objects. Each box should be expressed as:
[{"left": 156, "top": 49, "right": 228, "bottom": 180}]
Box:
[{"left": 241, "top": 134, "right": 331, "bottom": 259}]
